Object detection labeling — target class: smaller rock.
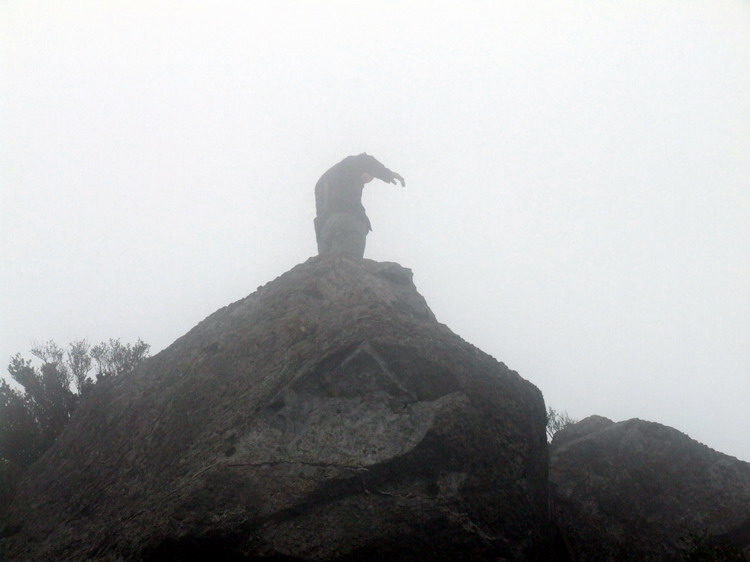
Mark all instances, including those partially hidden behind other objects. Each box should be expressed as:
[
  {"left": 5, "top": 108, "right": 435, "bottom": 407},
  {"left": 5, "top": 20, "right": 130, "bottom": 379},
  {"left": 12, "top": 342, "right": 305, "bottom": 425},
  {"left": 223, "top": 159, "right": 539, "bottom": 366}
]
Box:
[
  {"left": 550, "top": 415, "right": 614, "bottom": 450},
  {"left": 550, "top": 417, "right": 750, "bottom": 561}
]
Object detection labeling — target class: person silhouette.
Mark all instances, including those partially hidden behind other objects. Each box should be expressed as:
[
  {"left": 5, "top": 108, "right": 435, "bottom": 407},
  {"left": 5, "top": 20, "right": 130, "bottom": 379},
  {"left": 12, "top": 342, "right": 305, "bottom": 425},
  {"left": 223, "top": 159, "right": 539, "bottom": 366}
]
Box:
[{"left": 314, "top": 153, "right": 405, "bottom": 258}]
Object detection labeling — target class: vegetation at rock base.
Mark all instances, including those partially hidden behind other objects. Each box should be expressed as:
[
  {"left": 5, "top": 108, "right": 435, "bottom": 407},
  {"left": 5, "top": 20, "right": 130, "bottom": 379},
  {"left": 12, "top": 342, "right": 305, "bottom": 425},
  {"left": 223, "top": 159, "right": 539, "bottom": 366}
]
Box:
[
  {"left": 546, "top": 406, "right": 577, "bottom": 440},
  {"left": 1, "top": 338, "right": 149, "bottom": 506},
  {"left": 681, "top": 529, "right": 749, "bottom": 561}
]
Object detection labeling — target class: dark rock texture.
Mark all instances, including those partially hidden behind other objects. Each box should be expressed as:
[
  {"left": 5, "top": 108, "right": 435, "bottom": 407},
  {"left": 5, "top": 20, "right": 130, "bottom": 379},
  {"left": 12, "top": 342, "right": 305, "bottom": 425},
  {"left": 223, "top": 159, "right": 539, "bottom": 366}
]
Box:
[
  {"left": 2, "top": 258, "right": 549, "bottom": 561},
  {"left": 550, "top": 416, "right": 750, "bottom": 561}
]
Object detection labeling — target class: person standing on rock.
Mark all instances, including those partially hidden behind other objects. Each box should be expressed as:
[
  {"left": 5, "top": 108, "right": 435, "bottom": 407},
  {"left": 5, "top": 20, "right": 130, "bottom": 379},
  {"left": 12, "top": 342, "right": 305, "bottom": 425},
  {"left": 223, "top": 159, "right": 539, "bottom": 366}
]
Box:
[{"left": 314, "top": 153, "right": 405, "bottom": 259}]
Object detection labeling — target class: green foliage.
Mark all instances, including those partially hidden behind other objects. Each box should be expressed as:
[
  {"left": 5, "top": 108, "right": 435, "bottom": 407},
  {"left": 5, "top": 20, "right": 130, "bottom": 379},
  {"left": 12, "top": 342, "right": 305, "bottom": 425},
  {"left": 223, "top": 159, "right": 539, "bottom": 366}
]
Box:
[
  {"left": 0, "top": 338, "right": 150, "bottom": 502},
  {"left": 681, "top": 529, "right": 749, "bottom": 561},
  {"left": 68, "top": 339, "right": 93, "bottom": 394},
  {"left": 546, "top": 406, "right": 577, "bottom": 440},
  {"left": 16, "top": 345, "right": 78, "bottom": 447},
  {"left": 90, "top": 338, "right": 150, "bottom": 381},
  {"left": 0, "top": 378, "right": 44, "bottom": 467}
]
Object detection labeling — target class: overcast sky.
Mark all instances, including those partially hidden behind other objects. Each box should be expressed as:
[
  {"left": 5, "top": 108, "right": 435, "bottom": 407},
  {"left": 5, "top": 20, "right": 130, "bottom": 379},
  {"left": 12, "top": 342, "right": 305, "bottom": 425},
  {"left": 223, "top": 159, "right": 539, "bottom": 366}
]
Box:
[{"left": 2, "top": 1, "right": 749, "bottom": 461}]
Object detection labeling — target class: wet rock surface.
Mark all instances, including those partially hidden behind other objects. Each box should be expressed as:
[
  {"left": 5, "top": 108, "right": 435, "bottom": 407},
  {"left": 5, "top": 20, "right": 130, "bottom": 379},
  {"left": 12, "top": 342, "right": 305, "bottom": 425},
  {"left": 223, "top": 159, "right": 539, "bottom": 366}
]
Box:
[
  {"left": 2, "top": 257, "right": 548, "bottom": 561},
  {"left": 550, "top": 416, "right": 750, "bottom": 561}
]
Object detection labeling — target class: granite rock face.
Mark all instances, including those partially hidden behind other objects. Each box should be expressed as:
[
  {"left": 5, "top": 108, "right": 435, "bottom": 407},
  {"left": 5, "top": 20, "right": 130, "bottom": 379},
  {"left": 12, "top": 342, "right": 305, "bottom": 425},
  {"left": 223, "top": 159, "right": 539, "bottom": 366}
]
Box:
[
  {"left": 2, "top": 258, "right": 549, "bottom": 561},
  {"left": 550, "top": 416, "right": 750, "bottom": 561}
]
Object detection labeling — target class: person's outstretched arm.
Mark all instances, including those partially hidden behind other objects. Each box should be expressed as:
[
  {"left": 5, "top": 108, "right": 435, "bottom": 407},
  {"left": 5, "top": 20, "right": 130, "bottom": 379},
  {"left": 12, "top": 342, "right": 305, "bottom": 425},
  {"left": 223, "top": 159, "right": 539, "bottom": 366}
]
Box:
[{"left": 354, "top": 153, "right": 406, "bottom": 187}]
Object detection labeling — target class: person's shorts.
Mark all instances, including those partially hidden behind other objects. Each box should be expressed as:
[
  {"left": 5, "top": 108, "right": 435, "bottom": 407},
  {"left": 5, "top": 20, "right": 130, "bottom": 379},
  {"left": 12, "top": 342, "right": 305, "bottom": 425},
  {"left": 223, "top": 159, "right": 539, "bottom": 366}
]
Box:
[{"left": 317, "top": 213, "right": 368, "bottom": 258}]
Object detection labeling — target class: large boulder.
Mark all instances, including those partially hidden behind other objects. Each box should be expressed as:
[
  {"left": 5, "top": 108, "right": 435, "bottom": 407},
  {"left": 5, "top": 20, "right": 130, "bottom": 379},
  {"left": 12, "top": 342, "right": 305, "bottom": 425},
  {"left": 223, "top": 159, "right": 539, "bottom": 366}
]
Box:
[
  {"left": 2, "top": 258, "right": 549, "bottom": 561},
  {"left": 550, "top": 416, "right": 750, "bottom": 561}
]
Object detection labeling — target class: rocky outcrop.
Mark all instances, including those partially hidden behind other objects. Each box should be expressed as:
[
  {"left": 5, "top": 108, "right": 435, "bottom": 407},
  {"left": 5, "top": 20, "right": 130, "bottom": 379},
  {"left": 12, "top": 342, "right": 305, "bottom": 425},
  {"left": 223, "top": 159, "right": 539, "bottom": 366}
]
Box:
[
  {"left": 1, "top": 258, "right": 549, "bottom": 561},
  {"left": 550, "top": 416, "right": 750, "bottom": 561}
]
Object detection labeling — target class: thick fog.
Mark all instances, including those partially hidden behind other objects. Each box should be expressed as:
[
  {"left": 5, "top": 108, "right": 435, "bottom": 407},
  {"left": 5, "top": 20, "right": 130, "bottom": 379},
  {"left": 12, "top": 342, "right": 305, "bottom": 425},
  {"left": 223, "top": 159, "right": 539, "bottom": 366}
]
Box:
[{"left": 2, "top": 2, "right": 748, "bottom": 461}]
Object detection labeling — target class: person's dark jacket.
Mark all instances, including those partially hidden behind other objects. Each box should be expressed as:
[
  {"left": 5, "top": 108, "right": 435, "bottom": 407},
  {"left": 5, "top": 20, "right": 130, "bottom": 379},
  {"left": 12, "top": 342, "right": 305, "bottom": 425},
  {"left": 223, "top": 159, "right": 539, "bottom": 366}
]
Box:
[{"left": 314, "top": 153, "right": 398, "bottom": 233}]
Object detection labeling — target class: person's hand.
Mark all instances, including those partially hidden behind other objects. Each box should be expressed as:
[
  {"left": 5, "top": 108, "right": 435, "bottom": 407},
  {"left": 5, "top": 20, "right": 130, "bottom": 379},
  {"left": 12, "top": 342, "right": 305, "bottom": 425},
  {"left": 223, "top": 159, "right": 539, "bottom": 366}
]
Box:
[{"left": 391, "top": 172, "right": 405, "bottom": 187}]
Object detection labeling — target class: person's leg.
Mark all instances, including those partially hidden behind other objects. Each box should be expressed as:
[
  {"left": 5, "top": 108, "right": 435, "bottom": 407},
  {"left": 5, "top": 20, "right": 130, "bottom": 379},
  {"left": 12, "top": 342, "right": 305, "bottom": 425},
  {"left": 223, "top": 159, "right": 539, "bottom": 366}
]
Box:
[
  {"left": 320, "top": 214, "right": 368, "bottom": 259},
  {"left": 314, "top": 217, "right": 330, "bottom": 256},
  {"left": 317, "top": 238, "right": 331, "bottom": 256},
  {"left": 313, "top": 217, "right": 329, "bottom": 256},
  {"left": 331, "top": 227, "right": 366, "bottom": 259}
]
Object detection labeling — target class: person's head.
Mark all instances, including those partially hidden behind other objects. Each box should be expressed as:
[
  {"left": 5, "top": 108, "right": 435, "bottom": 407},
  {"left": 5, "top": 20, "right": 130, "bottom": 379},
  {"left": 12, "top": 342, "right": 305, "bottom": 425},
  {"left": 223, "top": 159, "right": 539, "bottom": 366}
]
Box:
[{"left": 361, "top": 172, "right": 374, "bottom": 184}]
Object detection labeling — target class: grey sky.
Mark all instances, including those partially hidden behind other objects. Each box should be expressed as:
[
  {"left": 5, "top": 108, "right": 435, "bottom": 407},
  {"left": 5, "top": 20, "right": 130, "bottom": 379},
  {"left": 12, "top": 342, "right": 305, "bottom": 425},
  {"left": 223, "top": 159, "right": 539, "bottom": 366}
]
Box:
[{"left": 2, "top": 1, "right": 749, "bottom": 461}]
